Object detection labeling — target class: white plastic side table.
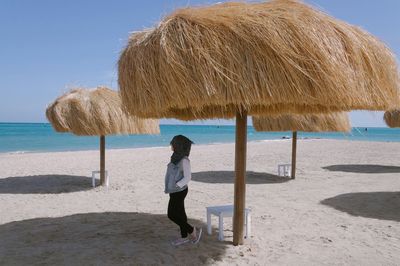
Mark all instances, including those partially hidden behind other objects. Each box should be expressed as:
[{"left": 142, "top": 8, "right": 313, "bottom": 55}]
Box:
[
  {"left": 206, "top": 205, "right": 251, "bottom": 241},
  {"left": 91, "top": 170, "right": 109, "bottom": 187},
  {"left": 278, "top": 164, "right": 291, "bottom": 177}
]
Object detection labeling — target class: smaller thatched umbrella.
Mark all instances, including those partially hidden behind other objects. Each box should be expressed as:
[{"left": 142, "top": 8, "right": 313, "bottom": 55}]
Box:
[
  {"left": 46, "top": 87, "right": 160, "bottom": 186},
  {"left": 384, "top": 110, "right": 400, "bottom": 128},
  {"left": 253, "top": 112, "right": 351, "bottom": 178}
]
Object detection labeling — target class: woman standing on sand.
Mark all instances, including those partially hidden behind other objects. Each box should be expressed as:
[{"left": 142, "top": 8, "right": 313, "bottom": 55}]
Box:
[{"left": 165, "top": 135, "right": 202, "bottom": 246}]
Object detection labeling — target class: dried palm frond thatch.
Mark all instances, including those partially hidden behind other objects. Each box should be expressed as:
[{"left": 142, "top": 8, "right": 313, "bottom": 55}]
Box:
[
  {"left": 253, "top": 112, "right": 351, "bottom": 132},
  {"left": 119, "top": 0, "right": 400, "bottom": 119},
  {"left": 46, "top": 87, "right": 160, "bottom": 136},
  {"left": 384, "top": 110, "right": 400, "bottom": 128}
]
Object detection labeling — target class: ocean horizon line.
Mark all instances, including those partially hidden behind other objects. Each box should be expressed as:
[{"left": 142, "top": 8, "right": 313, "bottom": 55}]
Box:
[
  {"left": 4, "top": 138, "right": 299, "bottom": 155},
  {"left": 0, "top": 138, "right": 356, "bottom": 155},
  {"left": 0, "top": 121, "right": 390, "bottom": 129}
]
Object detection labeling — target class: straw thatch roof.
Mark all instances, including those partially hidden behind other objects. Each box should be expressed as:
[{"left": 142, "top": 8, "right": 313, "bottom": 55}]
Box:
[
  {"left": 46, "top": 87, "right": 160, "bottom": 136},
  {"left": 384, "top": 110, "right": 400, "bottom": 128},
  {"left": 118, "top": 0, "right": 400, "bottom": 120},
  {"left": 252, "top": 112, "right": 351, "bottom": 132}
]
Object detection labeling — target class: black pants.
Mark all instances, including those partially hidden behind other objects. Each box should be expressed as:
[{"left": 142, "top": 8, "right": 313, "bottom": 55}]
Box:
[{"left": 168, "top": 188, "right": 194, "bottom": 238}]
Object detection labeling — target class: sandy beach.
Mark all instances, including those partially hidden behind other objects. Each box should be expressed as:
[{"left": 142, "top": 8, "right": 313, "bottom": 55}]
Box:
[{"left": 0, "top": 139, "right": 399, "bottom": 265}]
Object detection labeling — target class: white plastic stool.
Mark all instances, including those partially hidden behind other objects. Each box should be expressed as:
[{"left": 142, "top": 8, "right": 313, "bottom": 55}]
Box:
[
  {"left": 206, "top": 205, "right": 251, "bottom": 241},
  {"left": 91, "top": 171, "right": 109, "bottom": 187},
  {"left": 278, "top": 164, "right": 291, "bottom": 177}
]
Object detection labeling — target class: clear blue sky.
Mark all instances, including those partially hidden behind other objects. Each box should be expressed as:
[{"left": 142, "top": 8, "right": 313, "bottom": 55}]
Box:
[{"left": 0, "top": 0, "right": 399, "bottom": 126}]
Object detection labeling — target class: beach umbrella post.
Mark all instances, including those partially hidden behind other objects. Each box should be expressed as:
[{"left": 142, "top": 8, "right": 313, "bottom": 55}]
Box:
[
  {"left": 233, "top": 111, "right": 247, "bottom": 245},
  {"left": 100, "top": 135, "right": 106, "bottom": 185},
  {"left": 291, "top": 131, "right": 298, "bottom": 179}
]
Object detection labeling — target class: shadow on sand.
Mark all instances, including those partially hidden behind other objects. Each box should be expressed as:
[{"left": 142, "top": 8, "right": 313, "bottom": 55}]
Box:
[
  {"left": 322, "top": 164, "right": 400, "bottom": 174},
  {"left": 321, "top": 191, "right": 400, "bottom": 222},
  {"left": 0, "top": 175, "right": 95, "bottom": 194},
  {"left": 0, "top": 212, "right": 228, "bottom": 265},
  {"left": 192, "top": 171, "right": 291, "bottom": 184}
]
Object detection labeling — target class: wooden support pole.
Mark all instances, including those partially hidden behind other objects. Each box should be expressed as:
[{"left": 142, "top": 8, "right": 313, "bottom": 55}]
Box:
[
  {"left": 100, "top": 135, "right": 106, "bottom": 186},
  {"left": 233, "top": 111, "right": 247, "bottom": 246},
  {"left": 291, "top": 131, "right": 297, "bottom": 179}
]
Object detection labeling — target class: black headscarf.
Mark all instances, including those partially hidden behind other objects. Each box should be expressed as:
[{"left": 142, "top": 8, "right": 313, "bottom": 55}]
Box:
[{"left": 170, "top": 135, "right": 194, "bottom": 165}]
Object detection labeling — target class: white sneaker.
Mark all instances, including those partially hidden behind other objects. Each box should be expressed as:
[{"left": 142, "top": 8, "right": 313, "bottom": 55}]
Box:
[
  {"left": 171, "top": 237, "right": 190, "bottom": 246},
  {"left": 191, "top": 227, "right": 202, "bottom": 244}
]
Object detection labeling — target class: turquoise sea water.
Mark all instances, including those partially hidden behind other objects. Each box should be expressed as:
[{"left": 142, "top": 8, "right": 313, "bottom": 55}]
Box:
[{"left": 0, "top": 123, "right": 399, "bottom": 153}]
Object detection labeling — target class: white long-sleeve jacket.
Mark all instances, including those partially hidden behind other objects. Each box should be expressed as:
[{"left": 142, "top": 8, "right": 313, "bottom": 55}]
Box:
[{"left": 176, "top": 158, "right": 192, "bottom": 188}]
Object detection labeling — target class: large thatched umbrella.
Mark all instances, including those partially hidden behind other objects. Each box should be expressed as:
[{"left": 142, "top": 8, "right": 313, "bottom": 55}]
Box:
[
  {"left": 253, "top": 112, "right": 351, "bottom": 179},
  {"left": 46, "top": 87, "right": 160, "bottom": 186},
  {"left": 118, "top": 0, "right": 400, "bottom": 245},
  {"left": 384, "top": 110, "right": 400, "bottom": 128}
]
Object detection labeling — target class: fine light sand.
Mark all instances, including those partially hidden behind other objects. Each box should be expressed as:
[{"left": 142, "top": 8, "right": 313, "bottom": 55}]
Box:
[{"left": 0, "top": 139, "right": 399, "bottom": 265}]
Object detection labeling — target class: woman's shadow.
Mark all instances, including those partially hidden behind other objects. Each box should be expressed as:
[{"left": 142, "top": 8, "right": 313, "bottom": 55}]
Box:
[
  {"left": 0, "top": 175, "right": 94, "bottom": 194},
  {"left": 0, "top": 212, "right": 228, "bottom": 265},
  {"left": 192, "top": 171, "right": 291, "bottom": 184}
]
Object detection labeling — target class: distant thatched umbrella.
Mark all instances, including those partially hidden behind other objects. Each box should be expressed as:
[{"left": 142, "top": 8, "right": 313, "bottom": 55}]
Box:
[
  {"left": 46, "top": 87, "right": 160, "bottom": 186},
  {"left": 118, "top": 0, "right": 400, "bottom": 245},
  {"left": 253, "top": 112, "right": 351, "bottom": 178},
  {"left": 384, "top": 110, "right": 400, "bottom": 128}
]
